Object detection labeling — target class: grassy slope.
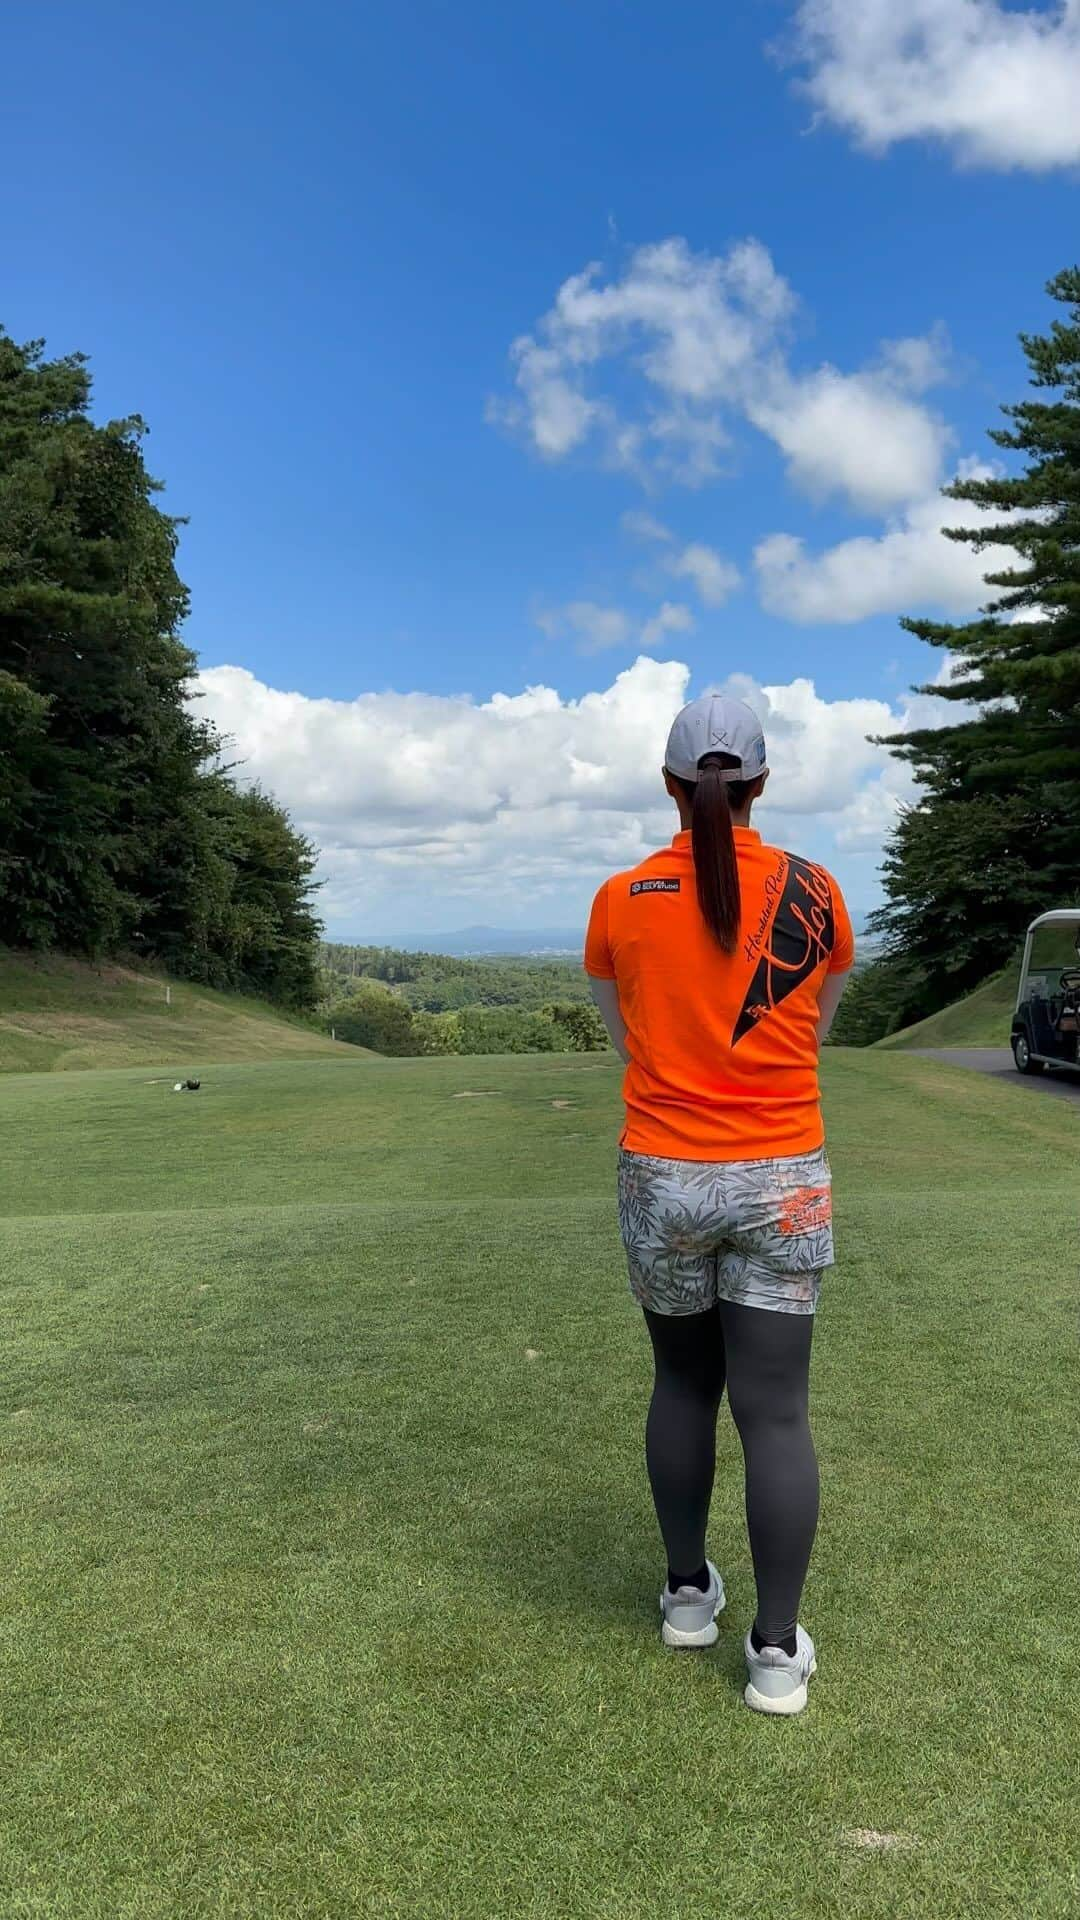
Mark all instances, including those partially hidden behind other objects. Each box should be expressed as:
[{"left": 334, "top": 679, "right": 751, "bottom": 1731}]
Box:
[
  {"left": 0, "top": 1049, "right": 1077, "bottom": 1918},
  {"left": 0, "top": 949, "right": 354, "bottom": 1072},
  {"left": 876, "top": 963, "right": 1019, "bottom": 1051}
]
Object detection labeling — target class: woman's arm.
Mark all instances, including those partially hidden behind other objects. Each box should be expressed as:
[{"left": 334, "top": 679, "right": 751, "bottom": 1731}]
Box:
[
  {"left": 588, "top": 975, "right": 631, "bottom": 1064},
  {"left": 817, "top": 969, "right": 851, "bottom": 1046}
]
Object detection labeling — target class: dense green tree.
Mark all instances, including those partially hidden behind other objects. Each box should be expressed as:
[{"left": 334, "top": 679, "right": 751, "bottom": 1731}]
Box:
[
  {"left": 333, "top": 984, "right": 417, "bottom": 1055},
  {"left": 0, "top": 670, "right": 50, "bottom": 935},
  {"left": 0, "top": 329, "right": 320, "bottom": 1005},
  {"left": 456, "top": 1007, "right": 567, "bottom": 1055},
  {"left": 332, "top": 992, "right": 577, "bottom": 1059},
  {"left": 876, "top": 270, "right": 1080, "bottom": 1000},
  {"left": 826, "top": 953, "right": 930, "bottom": 1048},
  {"left": 543, "top": 1000, "right": 609, "bottom": 1051},
  {"left": 205, "top": 785, "right": 321, "bottom": 1009},
  {"left": 409, "top": 1010, "right": 461, "bottom": 1055},
  {"left": 0, "top": 333, "right": 196, "bottom": 952}
]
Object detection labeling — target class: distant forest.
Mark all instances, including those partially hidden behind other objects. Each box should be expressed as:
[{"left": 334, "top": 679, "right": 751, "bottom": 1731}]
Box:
[{"left": 318, "top": 944, "right": 607, "bottom": 1056}]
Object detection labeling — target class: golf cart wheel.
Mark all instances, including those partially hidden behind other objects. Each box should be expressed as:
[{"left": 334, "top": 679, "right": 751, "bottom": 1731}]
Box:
[{"left": 1012, "top": 1032, "right": 1044, "bottom": 1075}]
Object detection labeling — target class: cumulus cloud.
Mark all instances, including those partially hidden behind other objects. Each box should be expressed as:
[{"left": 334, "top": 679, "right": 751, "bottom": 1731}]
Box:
[
  {"left": 788, "top": 0, "right": 1080, "bottom": 172},
  {"left": 493, "top": 236, "right": 791, "bottom": 480},
  {"left": 754, "top": 461, "right": 1020, "bottom": 622},
  {"left": 493, "top": 236, "right": 947, "bottom": 506},
  {"left": 195, "top": 655, "right": 964, "bottom": 929},
  {"left": 746, "top": 356, "right": 951, "bottom": 512},
  {"left": 829, "top": 658, "right": 978, "bottom": 848}
]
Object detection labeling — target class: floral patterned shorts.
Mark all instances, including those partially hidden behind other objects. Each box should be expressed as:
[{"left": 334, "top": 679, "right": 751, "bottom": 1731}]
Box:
[{"left": 617, "top": 1145, "right": 834, "bottom": 1317}]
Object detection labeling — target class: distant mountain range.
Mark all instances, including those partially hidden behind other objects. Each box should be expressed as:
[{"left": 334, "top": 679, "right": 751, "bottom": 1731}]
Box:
[{"left": 328, "top": 914, "right": 877, "bottom": 960}]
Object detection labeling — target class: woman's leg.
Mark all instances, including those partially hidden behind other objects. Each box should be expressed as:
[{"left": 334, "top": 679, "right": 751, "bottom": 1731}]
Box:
[
  {"left": 643, "top": 1306, "right": 726, "bottom": 1585},
  {"left": 719, "top": 1300, "right": 818, "bottom": 1650}
]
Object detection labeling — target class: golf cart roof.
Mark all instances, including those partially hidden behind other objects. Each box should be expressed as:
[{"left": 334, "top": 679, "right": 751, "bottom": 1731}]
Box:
[{"left": 1025, "top": 910, "right": 1080, "bottom": 932}]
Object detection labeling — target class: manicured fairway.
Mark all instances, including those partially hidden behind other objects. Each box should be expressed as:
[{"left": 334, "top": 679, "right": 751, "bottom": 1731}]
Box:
[{"left": 0, "top": 1050, "right": 1076, "bottom": 1918}]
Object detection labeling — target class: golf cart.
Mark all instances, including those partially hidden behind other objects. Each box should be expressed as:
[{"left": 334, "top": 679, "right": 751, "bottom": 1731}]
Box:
[{"left": 1011, "top": 910, "right": 1080, "bottom": 1077}]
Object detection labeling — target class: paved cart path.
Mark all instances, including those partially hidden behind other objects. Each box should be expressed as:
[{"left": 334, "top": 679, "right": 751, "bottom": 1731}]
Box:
[{"left": 912, "top": 1047, "right": 1080, "bottom": 1102}]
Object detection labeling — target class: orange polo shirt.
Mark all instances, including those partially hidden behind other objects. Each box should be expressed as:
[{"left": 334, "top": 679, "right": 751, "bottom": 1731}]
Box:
[{"left": 584, "top": 827, "right": 855, "bottom": 1162}]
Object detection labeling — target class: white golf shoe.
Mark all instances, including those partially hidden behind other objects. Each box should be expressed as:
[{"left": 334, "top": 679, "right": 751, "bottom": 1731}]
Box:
[
  {"left": 743, "top": 1624, "right": 817, "bottom": 1715},
  {"left": 659, "top": 1560, "right": 726, "bottom": 1648}
]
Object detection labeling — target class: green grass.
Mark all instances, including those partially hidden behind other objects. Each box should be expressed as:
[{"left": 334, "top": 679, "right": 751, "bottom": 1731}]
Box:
[
  {"left": 1, "top": 1048, "right": 1077, "bottom": 1917},
  {"left": 0, "top": 949, "right": 354, "bottom": 1073},
  {"left": 876, "top": 964, "right": 1020, "bottom": 1051}
]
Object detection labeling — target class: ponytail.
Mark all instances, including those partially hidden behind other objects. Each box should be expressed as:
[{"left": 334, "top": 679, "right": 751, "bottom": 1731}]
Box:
[
  {"left": 691, "top": 755, "right": 741, "bottom": 954},
  {"left": 667, "top": 750, "right": 759, "bottom": 951}
]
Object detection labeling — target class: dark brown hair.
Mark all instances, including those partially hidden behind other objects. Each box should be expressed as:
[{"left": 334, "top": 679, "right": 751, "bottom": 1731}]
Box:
[{"left": 672, "top": 752, "right": 757, "bottom": 954}]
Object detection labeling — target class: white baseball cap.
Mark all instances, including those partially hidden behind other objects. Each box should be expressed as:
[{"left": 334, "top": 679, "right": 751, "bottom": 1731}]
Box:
[{"left": 665, "top": 693, "right": 768, "bottom": 784}]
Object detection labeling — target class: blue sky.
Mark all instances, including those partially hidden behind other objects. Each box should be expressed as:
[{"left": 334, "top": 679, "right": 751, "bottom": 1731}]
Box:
[{"left": 4, "top": 0, "right": 1077, "bottom": 933}]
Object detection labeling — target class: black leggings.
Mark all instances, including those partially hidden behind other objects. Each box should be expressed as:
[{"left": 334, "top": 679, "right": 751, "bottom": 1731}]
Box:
[{"left": 644, "top": 1301, "right": 819, "bottom": 1645}]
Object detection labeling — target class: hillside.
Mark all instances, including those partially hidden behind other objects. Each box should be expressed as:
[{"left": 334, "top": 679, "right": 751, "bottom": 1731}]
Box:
[
  {"left": 0, "top": 951, "right": 353, "bottom": 1074},
  {"left": 875, "top": 963, "right": 1019, "bottom": 1051}
]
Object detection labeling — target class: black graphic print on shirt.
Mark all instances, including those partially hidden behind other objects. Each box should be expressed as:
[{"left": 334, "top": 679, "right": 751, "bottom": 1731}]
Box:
[{"left": 732, "top": 853, "right": 836, "bottom": 1046}]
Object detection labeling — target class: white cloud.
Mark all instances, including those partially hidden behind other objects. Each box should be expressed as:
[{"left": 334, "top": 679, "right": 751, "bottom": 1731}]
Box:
[
  {"left": 195, "top": 655, "right": 965, "bottom": 931},
  {"left": 789, "top": 0, "right": 1080, "bottom": 172},
  {"left": 746, "top": 355, "right": 951, "bottom": 511},
  {"left": 497, "top": 236, "right": 791, "bottom": 481},
  {"left": 641, "top": 602, "right": 696, "bottom": 645},
  {"left": 621, "top": 510, "right": 673, "bottom": 544},
  {"left": 494, "top": 236, "right": 947, "bottom": 505},
  {"left": 828, "top": 658, "right": 979, "bottom": 848},
  {"left": 622, "top": 513, "right": 742, "bottom": 607},
  {"left": 878, "top": 328, "right": 952, "bottom": 392},
  {"left": 666, "top": 541, "right": 743, "bottom": 607},
  {"left": 489, "top": 347, "right": 598, "bottom": 458},
  {"left": 539, "top": 597, "right": 697, "bottom": 653},
  {"left": 536, "top": 601, "right": 632, "bottom": 654},
  {"left": 754, "top": 461, "right": 1020, "bottom": 622},
  {"left": 1007, "top": 604, "right": 1047, "bottom": 624},
  {"left": 721, "top": 671, "right": 896, "bottom": 817}
]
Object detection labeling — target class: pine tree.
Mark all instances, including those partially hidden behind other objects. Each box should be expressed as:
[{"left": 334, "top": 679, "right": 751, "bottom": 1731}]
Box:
[{"left": 877, "top": 270, "right": 1080, "bottom": 997}]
